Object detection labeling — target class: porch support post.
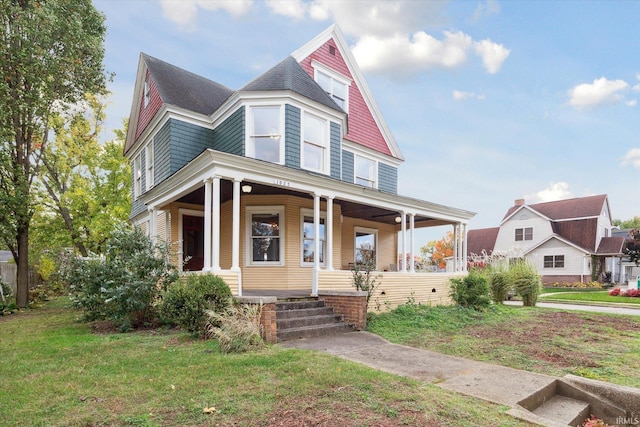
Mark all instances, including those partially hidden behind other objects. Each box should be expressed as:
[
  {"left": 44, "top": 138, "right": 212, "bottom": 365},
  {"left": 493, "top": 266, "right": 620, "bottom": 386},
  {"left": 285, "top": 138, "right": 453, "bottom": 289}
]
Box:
[
  {"left": 401, "top": 211, "right": 407, "bottom": 272},
  {"left": 211, "top": 176, "right": 221, "bottom": 271},
  {"left": 462, "top": 223, "right": 468, "bottom": 272},
  {"left": 326, "top": 196, "right": 334, "bottom": 271},
  {"left": 409, "top": 213, "right": 415, "bottom": 273},
  {"left": 148, "top": 207, "right": 158, "bottom": 244},
  {"left": 203, "top": 178, "right": 212, "bottom": 271},
  {"left": 232, "top": 179, "right": 241, "bottom": 271},
  {"left": 453, "top": 223, "right": 459, "bottom": 272},
  {"left": 312, "top": 193, "right": 320, "bottom": 296}
]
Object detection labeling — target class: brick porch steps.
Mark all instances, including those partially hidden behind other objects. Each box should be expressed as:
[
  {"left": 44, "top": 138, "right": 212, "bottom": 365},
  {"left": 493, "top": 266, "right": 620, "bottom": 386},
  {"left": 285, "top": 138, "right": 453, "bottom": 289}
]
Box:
[{"left": 276, "top": 298, "right": 353, "bottom": 342}]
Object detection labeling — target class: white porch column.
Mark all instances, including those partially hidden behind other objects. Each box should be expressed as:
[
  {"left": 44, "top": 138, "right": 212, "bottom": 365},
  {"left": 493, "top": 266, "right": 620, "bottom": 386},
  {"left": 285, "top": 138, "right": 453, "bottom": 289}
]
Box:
[
  {"left": 232, "top": 179, "right": 241, "bottom": 271},
  {"left": 453, "top": 224, "right": 459, "bottom": 272},
  {"left": 401, "top": 211, "right": 407, "bottom": 272},
  {"left": 203, "top": 178, "right": 212, "bottom": 271},
  {"left": 326, "top": 196, "right": 334, "bottom": 271},
  {"left": 409, "top": 213, "right": 415, "bottom": 273},
  {"left": 312, "top": 193, "right": 320, "bottom": 296},
  {"left": 462, "top": 223, "right": 468, "bottom": 272},
  {"left": 148, "top": 207, "right": 158, "bottom": 244},
  {"left": 211, "top": 176, "right": 221, "bottom": 271}
]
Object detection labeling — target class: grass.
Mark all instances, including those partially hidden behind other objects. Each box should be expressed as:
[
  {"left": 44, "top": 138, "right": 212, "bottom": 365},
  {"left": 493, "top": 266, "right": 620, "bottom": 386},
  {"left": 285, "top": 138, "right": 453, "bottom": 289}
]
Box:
[
  {"left": 539, "top": 290, "right": 640, "bottom": 304},
  {"left": 368, "top": 303, "right": 640, "bottom": 388},
  {"left": 0, "top": 298, "right": 531, "bottom": 427},
  {"left": 541, "top": 287, "right": 605, "bottom": 294}
]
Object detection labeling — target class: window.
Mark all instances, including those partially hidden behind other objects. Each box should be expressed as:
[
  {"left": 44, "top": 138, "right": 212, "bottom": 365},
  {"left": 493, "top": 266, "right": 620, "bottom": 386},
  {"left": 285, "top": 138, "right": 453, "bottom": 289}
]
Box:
[
  {"left": 515, "top": 227, "right": 533, "bottom": 241},
  {"left": 145, "top": 143, "right": 154, "bottom": 190},
  {"left": 355, "top": 155, "right": 376, "bottom": 188},
  {"left": 355, "top": 227, "right": 377, "bottom": 267},
  {"left": 143, "top": 76, "right": 150, "bottom": 107},
  {"left": 302, "top": 112, "right": 328, "bottom": 173},
  {"left": 301, "top": 210, "right": 326, "bottom": 265},
  {"left": 249, "top": 106, "right": 282, "bottom": 163},
  {"left": 247, "top": 207, "right": 284, "bottom": 265},
  {"left": 314, "top": 66, "right": 349, "bottom": 111},
  {"left": 544, "top": 255, "right": 564, "bottom": 268},
  {"left": 133, "top": 155, "right": 142, "bottom": 198}
]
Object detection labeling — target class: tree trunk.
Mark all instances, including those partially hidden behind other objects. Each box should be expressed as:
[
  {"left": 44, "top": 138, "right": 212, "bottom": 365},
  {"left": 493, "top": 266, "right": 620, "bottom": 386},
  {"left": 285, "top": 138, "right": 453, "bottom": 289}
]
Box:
[{"left": 15, "top": 224, "right": 29, "bottom": 308}]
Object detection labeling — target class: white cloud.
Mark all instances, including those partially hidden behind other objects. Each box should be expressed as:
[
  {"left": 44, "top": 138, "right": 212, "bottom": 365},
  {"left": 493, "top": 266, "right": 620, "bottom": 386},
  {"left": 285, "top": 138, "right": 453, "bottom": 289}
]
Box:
[
  {"left": 267, "top": 0, "right": 306, "bottom": 19},
  {"left": 453, "top": 90, "right": 485, "bottom": 100},
  {"left": 473, "top": 39, "right": 510, "bottom": 74},
  {"left": 471, "top": 0, "right": 501, "bottom": 22},
  {"left": 528, "top": 182, "right": 572, "bottom": 203},
  {"left": 626, "top": 99, "right": 637, "bottom": 107},
  {"left": 159, "top": 0, "right": 253, "bottom": 28},
  {"left": 568, "top": 77, "right": 629, "bottom": 109},
  {"left": 622, "top": 148, "right": 640, "bottom": 169}
]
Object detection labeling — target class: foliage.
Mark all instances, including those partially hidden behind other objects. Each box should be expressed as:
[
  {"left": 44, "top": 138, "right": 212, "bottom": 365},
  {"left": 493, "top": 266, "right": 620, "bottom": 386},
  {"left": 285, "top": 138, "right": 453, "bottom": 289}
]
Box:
[
  {"left": 421, "top": 231, "right": 453, "bottom": 269},
  {"left": 488, "top": 269, "right": 510, "bottom": 304},
  {"left": 0, "top": 279, "right": 17, "bottom": 314},
  {"left": 449, "top": 270, "right": 491, "bottom": 310},
  {"left": 548, "top": 281, "right": 603, "bottom": 289},
  {"left": 64, "top": 224, "right": 179, "bottom": 331},
  {"left": 160, "top": 274, "right": 232, "bottom": 335},
  {"left": 624, "top": 228, "right": 640, "bottom": 266},
  {"left": 0, "top": 0, "right": 108, "bottom": 307},
  {"left": 608, "top": 288, "right": 621, "bottom": 296},
  {"left": 507, "top": 259, "right": 541, "bottom": 307},
  {"left": 350, "top": 257, "right": 381, "bottom": 304},
  {"left": 613, "top": 216, "right": 640, "bottom": 229},
  {"left": 204, "top": 302, "right": 266, "bottom": 353},
  {"left": 582, "top": 415, "right": 610, "bottom": 427},
  {"left": 610, "top": 287, "right": 640, "bottom": 298}
]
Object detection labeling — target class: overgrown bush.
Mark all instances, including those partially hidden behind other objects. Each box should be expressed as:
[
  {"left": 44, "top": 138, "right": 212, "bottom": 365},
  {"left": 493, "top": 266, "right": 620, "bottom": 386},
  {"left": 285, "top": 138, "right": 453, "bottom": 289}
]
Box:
[
  {"left": 449, "top": 269, "right": 491, "bottom": 310},
  {"left": 204, "top": 302, "right": 265, "bottom": 353},
  {"left": 351, "top": 258, "right": 382, "bottom": 304},
  {"left": 507, "top": 259, "right": 541, "bottom": 307},
  {"left": 160, "top": 274, "right": 232, "bottom": 335},
  {"left": 63, "top": 224, "right": 179, "bottom": 331},
  {"left": 0, "top": 280, "right": 17, "bottom": 315},
  {"left": 488, "top": 269, "right": 510, "bottom": 304}
]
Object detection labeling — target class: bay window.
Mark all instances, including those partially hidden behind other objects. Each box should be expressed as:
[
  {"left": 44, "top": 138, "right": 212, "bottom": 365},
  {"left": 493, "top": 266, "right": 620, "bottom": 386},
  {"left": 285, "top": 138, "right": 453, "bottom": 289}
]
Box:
[
  {"left": 302, "top": 112, "right": 328, "bottom": 173},
  {"left": 249, "top": 106, "right": 282, "bottom": 163},
  {"left": 355, "top": 155, "right": 376, "bottom": 188}
]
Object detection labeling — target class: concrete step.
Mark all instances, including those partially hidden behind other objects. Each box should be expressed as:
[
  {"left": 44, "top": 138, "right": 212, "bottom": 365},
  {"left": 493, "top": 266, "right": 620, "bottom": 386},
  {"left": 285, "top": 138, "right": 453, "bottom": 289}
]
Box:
[
  {"left": 277, "top": 323, "right": 353, "bottom": 342},
  {"left": 532, "top": 395, "right": 590, "bottom": 426},
  {"left": 276, "top": 306, "right": 335, "bottom": 319},
  {"left": 277, "top": 313, "right": 344, "bottom": 330},
  {"left": 276, "top": 300, "right": 325, "bottom": 311}
]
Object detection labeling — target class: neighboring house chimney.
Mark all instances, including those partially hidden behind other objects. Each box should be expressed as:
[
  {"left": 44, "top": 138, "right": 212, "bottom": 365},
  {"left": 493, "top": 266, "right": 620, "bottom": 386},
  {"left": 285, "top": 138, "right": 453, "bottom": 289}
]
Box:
[{"left": 514, "top": 198, "right": 525, "bottom": 206}]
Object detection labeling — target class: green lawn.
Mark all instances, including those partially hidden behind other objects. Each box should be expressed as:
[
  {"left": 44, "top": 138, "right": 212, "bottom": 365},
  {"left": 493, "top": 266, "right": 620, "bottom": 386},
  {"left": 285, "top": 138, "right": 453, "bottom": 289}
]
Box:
[
  {"left": 0, "top": 298, "right": 530, "bottom": 427},
  {"left": 540, "top": 290, "right": 640, "bottom": 304},
  {"left": 541, "top": 287, "right": 605, "bottom": 294}
]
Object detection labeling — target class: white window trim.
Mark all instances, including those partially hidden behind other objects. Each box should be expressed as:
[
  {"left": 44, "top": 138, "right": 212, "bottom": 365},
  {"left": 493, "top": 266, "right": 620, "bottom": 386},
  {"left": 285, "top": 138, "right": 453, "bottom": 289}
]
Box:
[
  {"left": 354, "top": 226, "right": 378, "bottom": 268},
  {"left": 301, "top": 111, "right": 330, "bottom": 175},
  {"left": 543, "top": 255, "right": 565, "bottom": 269},
  {"left": 145, "top": 141, "right": 154, "bottom": 191},
  {"left": 133, "top": 154, "right": 142, "bottom": 199},
  {"left": 311, "top": 60, "right": 351, "bottom": 112},
  {"left": 245, "top": 206, "right": 285, "bottom": 267},
  {"left": 300, "top": 208, "right": 327, "bottom": 267},
  {"left": 515, "top": 227, "right": 533, "bottom": 241},
  {"left": 354, "top": 153, "right": 378, "bottom": 189},
  {"left": 178, "top": 208, "right": 204, "bottom": 273},
  {"left": 246, "top": 104, "right": 285, "bottom": 165},
  {"left": 143, "top": 76, "right": 150, "bottom": 107}
]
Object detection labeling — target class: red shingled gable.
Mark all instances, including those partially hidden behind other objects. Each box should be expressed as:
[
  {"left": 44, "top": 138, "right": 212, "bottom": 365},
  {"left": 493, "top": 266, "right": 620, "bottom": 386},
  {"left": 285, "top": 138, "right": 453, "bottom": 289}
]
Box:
[
  {"left": 297, "top": 39, "right": 393, "bottom": 157},
  {"left": 134, "top": 70, "right": 163, "bottom": 141}
]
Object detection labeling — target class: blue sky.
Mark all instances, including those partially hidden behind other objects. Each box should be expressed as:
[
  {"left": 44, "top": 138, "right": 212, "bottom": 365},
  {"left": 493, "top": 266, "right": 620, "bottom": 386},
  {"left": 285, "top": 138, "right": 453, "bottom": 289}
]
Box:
[{"left": 94, "top": 0, "right": 639, "bottom": 245}]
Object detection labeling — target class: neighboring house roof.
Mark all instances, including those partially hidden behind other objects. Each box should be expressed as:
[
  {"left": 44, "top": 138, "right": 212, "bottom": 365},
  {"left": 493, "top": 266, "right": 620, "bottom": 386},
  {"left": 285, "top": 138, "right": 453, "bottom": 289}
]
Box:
[
  {"left": 240, "top": 56, "right": 343, "bottom": 113},
  {"left": 503, "top": 194, "right": 608, "bottom": 222},
  {"left": 596, "top": 236, "right": 626, "bottom": 255},
  {"left": 0, "top": 250, "right": 13, "bottom": 262},
  {"left": 467, "top": 227, "right": 499, "bottom": 256}
]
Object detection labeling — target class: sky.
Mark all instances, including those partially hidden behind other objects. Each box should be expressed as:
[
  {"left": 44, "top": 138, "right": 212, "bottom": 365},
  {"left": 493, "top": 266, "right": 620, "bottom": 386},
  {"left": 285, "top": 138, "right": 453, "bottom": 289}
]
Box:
[{"left": 94, "top": 0, "right": 640, "bottom": 246}]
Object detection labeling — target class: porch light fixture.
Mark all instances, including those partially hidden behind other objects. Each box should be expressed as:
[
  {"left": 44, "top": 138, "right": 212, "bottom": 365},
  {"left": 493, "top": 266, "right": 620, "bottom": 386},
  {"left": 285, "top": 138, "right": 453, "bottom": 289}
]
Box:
[
  {"left": 242, "top": 184, "right": 252, "bottom": 193},
  {"left": 394, "top": 216, "right": 402, "bottom": 223}
]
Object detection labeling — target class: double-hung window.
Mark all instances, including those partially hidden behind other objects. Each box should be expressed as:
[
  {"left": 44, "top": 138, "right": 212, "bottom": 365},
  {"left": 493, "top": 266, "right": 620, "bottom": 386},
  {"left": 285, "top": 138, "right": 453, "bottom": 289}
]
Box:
[
  {"left": 301, "top": 209, "right": 326, "bottom": 266},
  {"left": 247, "top": 207, "right": 284, "bottom": 265},
  {"left": 515, "top": 227, "right": 533, "bottom": 241},
  {"left": 355, "top": 155, "right": 376, "bottom": 188},
  {"left": 145, "top": 142, "right": 154, "bottom": 190},
  {"left": 355, "top": 227, "right": 377, "bottom": 268},
  {"left": 143, "top": 76, "right": 150, "bottom": 107},
  {"left": 302, "top": 112, "right": 328, "bottom": 173},
  {"left": 543, "top": 255, "right": 564, "bottom": 268},
  {"left": 313, "top": 63, "right": 350, "bottom": 111},
  {"left": 133, "top": 155, "right": 142, "bottom": 199},
  {"left": 249, "top": 106, "right": 282, "bottom": 164}
]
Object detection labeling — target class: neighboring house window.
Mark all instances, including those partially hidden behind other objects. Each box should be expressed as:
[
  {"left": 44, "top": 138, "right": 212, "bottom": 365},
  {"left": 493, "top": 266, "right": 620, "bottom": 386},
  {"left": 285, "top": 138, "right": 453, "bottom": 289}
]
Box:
[
  {"left": 355, "top": 227, "right": 377, "bottom": 267},
  {"left": 515, "top": 227, "right": 533, "bottom": 241},
  {"left": 143, "top": 76, "right": 150, "bottom": 107},
  {"left": 133, "top": 154, "right": 142, "bottom": 198},
  {"left": 248, "top": 106, "right": 282, "bottom": 164},
  {"left": 247, "top": 206, "right": 284, "bottom": 265},
  {"left": 302, "top": 112, "right": 329, "bottom": 173},
  {"left": 301, "top": 209, "right": 326, "bottom": 266},
  {"left": 313, "top": 63, "right": 350, "bottom": 111},
  {"left": 355, "top": 155, "right": 376, "bottom": 188},
  {"left": 544, "top": 255, "right": 564, "bottom": 268},
  {"left": 145, "top": 142, "right": 154, "bottom": 191}
]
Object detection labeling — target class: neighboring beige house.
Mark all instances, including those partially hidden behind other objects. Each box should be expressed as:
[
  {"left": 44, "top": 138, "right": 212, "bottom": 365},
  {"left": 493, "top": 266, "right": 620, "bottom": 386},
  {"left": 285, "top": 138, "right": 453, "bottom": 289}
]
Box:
[
  {"left": 123, "top": 25, "right": 474, "bottom": 309},
  {"left": 467, "top": 195, "right": 625, "bottom": 285}
]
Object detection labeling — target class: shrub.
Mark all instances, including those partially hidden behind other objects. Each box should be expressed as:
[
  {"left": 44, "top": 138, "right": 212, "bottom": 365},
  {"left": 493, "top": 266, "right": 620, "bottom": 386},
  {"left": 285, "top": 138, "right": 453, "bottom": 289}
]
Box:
[
  {"left": 204, "top": 302, "right": 265, "bottom": 353},
  {"left": 160, "top": 274, "right": 232, "bottom": 335},
  {"left": 64, "top": 224, "right": 179, "bottom": 331},
  {"left": 507, "top": 259, "right": 541, "bottom": 307},
  {"left": 351, "top": 258, "right": 382, "bottom": 304},
  {"left": 624, "top": 289, "right": 639, "bottom": 298},
  {"left": 449, "top": 270, "right": 491, "bottom": 310},
  {"left": 488, "top": 270, "right": 510, "bottom": 304},
  {"left": 0, "top": 280, "right": 17, "bottom": 315},
  {"left": 609, "top": 288, "right": 621, "bottom": 296}
]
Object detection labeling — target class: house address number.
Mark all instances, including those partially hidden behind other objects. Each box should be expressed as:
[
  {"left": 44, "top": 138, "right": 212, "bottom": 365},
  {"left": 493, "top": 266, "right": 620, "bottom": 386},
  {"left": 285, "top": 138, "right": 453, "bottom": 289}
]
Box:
[{"left": 273, "top": 179, "right": 291, "bottom": 187}]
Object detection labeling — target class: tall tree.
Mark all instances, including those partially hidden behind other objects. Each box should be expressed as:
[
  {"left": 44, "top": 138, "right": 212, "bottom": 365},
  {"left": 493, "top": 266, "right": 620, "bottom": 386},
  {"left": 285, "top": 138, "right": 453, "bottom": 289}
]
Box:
[
  {"left": 0, "top": 0, "right": 107, "bottom": 307},
  {"left": 421, "top": 231, "right": 454, "bottom": 269},
  {"left": 613, "top": 217, "right": 640, "bottom": 229}
]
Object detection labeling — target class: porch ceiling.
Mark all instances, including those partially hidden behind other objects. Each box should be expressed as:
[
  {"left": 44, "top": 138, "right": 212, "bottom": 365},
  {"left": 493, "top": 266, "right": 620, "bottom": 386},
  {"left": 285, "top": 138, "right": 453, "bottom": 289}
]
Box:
[{"left": 176, "top": 180, "right": 452, "bottom": 227}]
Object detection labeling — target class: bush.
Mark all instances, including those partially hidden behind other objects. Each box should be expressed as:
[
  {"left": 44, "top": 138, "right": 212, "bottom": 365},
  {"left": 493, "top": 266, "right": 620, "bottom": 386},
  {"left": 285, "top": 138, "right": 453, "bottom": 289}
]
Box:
[
  {"left": 351, "top": 258, "right": 381, "bottom": 304},
  {"left": 609, "top": 288, "right": 621, "bottom": 296},
  {"left": 64, "top": 224, "right": 179, "bottom": 331},
  {"left": 204, "top": 302, "right": 265, "bottom": 353},
  {"left": 488, "top": 270, "right": 510, "bottom": 304},
  {"left": 508, "top": 260, "right": 541, "bottom": 307},
  {"left": 160, "top": 274, "right": 232, "bottom": 335},
  {"left": 449, "top": 270, "right": 491, "bottom": 310},
  {"left": 0, "top": 280, "right": 17, "bottom": 315}
]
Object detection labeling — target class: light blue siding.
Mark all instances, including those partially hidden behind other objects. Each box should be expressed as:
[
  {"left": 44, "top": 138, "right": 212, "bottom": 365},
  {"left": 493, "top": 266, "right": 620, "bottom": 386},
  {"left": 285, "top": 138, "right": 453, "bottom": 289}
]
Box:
[
  {"left": 341, "top": 150, "right": 354, "bottom": 183},
  {"left": 378, "top": 162, "right": 398, "bottom": 194},
  {"left": 285, "top": 105, "right": 301, "bottom": 169}
]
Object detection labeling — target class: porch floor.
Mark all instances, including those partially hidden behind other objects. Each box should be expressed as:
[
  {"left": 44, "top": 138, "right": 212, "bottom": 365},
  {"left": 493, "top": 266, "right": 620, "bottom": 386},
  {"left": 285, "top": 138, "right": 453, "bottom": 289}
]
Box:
[{"left": 242, "top": 289, "right": 313, "bottom": 299}]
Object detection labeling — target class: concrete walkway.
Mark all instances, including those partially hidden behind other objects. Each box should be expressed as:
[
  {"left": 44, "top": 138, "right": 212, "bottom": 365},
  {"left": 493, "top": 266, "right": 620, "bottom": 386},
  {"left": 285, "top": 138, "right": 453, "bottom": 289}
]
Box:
[{"left": 504, "top": 300, "right": 640, "bottom": 316}]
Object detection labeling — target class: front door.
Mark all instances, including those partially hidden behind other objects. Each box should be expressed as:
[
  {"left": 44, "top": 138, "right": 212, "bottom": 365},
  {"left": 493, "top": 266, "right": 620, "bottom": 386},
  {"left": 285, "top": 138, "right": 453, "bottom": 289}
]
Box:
[{"left": 183, "top": 215, "right": 204, "bottom": 271}]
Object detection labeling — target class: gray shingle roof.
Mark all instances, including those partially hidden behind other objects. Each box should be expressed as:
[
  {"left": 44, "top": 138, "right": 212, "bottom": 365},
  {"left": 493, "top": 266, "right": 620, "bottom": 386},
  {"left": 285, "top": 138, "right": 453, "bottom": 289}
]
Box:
[
  {"left": 240, "top": 56, "right": 343, "bottom": 113},
  {"left": 143, "top": 53, "right": 235, "bottom": 116}
]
